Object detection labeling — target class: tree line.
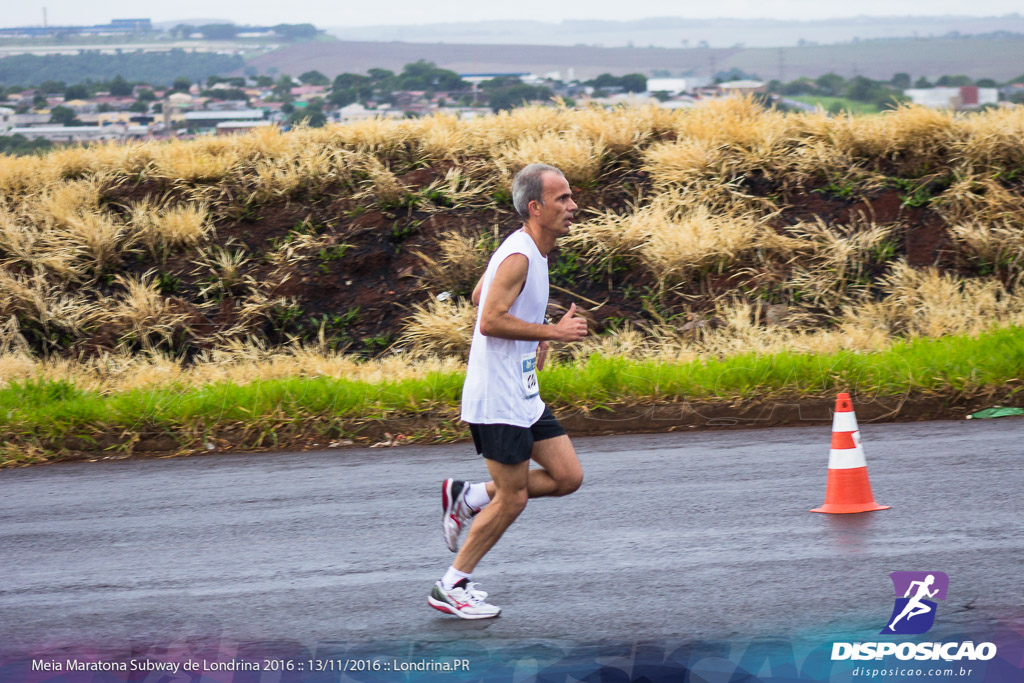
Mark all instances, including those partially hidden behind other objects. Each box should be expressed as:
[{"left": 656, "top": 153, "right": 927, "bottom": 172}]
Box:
[
  {"left": 0, "top": 50, "right": 245, "bottom": 87},
  {"left": 766, "top": 72, "right": 1024, "bottom": 110}
]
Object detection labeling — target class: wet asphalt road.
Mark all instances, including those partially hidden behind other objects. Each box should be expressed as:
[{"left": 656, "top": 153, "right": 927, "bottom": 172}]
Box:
[{"left": 1, "top": 418, "right": 1021, "bottom": 655}]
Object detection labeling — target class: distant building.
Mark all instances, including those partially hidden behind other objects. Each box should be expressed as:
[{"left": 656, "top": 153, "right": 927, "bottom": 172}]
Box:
[
  {"left": 904, "top": 86, "right": 998, "bottom": 110},
  {"left": 77, "top": 112, "right": 136, "bottom": 126},
  {"left": 436, "top": 106, "right": 492, "bottom": 119},
  {"left": 9, "top": 124, "right": 149, "bottom": 142},
  {"left": 183, "top": 109, "right": 266, "bottom": 131},
  {"left": 167, "top": 93, "right": 195, "bottom": 106},
  {"left": 216, "top": 121, "right": 276, "bottom": 135},
  {"left": 656, "top": 99, "right": 697, "bottom": 110},
  {"left": 716, "top": 80, "right": 767, "bottom": 94},
  {"left": 0, "top": 106, "right": 14, "bottom": 133},
  {"left": 0, "top": 18, "right": 151, "bottom": 38},
  {"left": 290, "top": 85, "right": 327, "bottom": 98},
  {"left": 109, "top": 19, "right": 152, "bottom": 32},
  {"left": 589, "top": 93, "right": 658, "bottom": 106},
  {"left": 336, "top": 103, "right": 402, "bottom": 123},
  {"left": 459, "top": 73, "right": 531, "bottom": 84},
  {"left": 11, "top": 112, "right": 51, "bottom": 127},
  {"left": 646, "top": 78, "right": 694, "bottom": 95}
]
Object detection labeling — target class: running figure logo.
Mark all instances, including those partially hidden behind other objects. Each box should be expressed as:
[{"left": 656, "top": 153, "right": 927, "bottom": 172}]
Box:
[{"left": 881, "top": 571, "right": 949, "bottom": 635}]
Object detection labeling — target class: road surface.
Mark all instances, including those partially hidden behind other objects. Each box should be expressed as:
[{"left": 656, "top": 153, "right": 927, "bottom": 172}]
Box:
[{"left": 1, "top": 418, "right": 1021, "bottom": 677}]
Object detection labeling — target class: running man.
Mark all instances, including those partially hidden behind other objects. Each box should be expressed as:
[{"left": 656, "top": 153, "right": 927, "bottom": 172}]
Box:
[
  {"left": 428, "top": 163, "right": 588, "bottom": 619},
  {"left": 889, "top": 574, "right": 939, "bottom": 631}
]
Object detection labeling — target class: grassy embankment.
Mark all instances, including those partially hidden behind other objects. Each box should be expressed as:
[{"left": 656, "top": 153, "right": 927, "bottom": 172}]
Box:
[
  {"left": 2, "top": 100, "right": 1024, "bottom": 465},
  {"left": 1, "top": 325, "right": 1023, "bottom": 466}
]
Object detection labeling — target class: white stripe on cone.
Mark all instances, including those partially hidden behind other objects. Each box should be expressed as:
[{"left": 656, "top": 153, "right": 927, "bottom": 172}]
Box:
[
  {"left": 828, "top": 442, "right": 867, "bottom": 470},
  {"left": 832, "top": 410, "right": 859, "bottom": 433}
]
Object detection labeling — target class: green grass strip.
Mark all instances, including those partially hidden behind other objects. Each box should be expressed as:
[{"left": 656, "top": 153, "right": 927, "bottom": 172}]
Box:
[
  {"left": 1, "top": 326, "right": 1022, "bottom": 441},
  {"left": 543, "top": 325, "right": 1024, "bottom": 405},
  {"left": 787, "top": 95, "right": 882, "bottom": 114}
]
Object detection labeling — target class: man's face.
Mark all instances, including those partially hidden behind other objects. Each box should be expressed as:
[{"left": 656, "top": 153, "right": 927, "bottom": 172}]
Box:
[{"left": 533, "top": 172, "right": 577, "bottom": 235}]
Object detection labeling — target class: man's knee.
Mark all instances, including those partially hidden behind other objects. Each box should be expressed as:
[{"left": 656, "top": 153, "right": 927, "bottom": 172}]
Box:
[
  {"left": 553, "top": 469, "right": 583, "bottom": 496},
  {"left": 494, "top": 488, "right": 529, "bottom": 515}
]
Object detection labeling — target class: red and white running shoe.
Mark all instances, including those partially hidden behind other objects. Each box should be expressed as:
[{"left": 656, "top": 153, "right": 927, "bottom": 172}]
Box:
[
  {"left": 428, "top": 579, "right": 500, "bottom": 619},
  {"left": 441, "top": 478, "right": 476, "bottom": 553}
]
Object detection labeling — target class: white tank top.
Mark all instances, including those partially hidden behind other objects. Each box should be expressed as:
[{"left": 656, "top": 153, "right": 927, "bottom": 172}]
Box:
[{"left": 461, "top": 228, "right": 549, "bottom": 427}]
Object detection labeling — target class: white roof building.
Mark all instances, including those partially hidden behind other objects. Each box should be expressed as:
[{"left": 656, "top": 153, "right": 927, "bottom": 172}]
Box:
[
  {"left": 184, "top": 109, "right": 266, "bottom": 121},
  {"left": 336, "top": 103, "right": 403, "bottom": 123},
  {"left": 216, "top": 120, "right": 276, "bottom": 135},
  {"left": 646, "top": 78, "right": 693, "bottom": 95},
  {"left": 11, "top": 112, "right": 51, "bottom": 127},
  {"left": 9, "top": 124, "right": 149, "bottom": 142},
  {"left": 716, "top": 80, "right": 767, "bottom": 93},
  {"left": 0, "top": 106, "right": 13, "bottom": 133},
  {"left": 904, "top": 86, "right": 998, "bottom": 110}
]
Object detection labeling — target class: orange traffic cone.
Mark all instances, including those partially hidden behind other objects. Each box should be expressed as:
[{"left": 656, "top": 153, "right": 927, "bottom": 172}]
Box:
[{"left": 811, "top": 393, "right": 890, "bottom": 514}]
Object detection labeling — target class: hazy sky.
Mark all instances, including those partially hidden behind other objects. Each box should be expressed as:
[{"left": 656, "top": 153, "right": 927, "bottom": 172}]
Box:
[{"left": 7, "top": 0, "right": 1022, "bottom": 28}]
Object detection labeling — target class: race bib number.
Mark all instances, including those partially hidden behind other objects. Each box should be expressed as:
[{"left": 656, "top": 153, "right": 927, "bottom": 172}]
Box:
[{"left": 521, "top": 352, "right": 539, "bottom": 399}]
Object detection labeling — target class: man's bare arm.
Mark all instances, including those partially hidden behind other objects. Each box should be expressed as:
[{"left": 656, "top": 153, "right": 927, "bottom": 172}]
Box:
[
  {"left": 479, "top": 254, "right": 587, "bottom": 343},
  {"left": 471, "top": 276, "right": 483, "bottom": 306}
]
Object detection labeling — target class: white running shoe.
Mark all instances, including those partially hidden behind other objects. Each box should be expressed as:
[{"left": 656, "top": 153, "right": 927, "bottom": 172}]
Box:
[
  {"left": 467, "top": 581, "right": 488, "bottom": 600},
  {"left": 428, "top": 579, "right": 500, "bottom": 619},
  {"left": 442, "top": 478, "right": 476, "bottom": 553}
]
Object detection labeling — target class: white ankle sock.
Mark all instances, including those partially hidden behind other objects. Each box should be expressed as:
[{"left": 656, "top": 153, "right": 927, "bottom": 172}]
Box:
[
  {"left": 441, "top": 566, "right": 472, "bottom": 590},
  {"left": 464, "top": 482, "right": 491, "bottom": 512}
]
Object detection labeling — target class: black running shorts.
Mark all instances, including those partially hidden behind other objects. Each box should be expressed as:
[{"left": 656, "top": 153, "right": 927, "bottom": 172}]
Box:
[{"left": 468, "top": 406, "right": 567, "bottom": 465}]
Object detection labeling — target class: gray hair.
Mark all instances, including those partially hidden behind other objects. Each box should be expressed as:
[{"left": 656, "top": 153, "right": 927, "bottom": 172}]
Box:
[{"left": 512, "top": 163, "right": 565, "bottom": 220}]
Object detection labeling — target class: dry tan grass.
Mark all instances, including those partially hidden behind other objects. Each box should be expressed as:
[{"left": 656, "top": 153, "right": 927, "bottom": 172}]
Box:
[
  {"left": 262, "top": 230, "right": 332, "bottom": 268},
  {"left": 0, "top": 204, "right": 39, "bottom": 264},
  {"left": 854, "top": 106, "right": 959, "bottom": 168},
  {"left": 845, "top": 261, "right": 1024, "bottom": 338},
  {"left": 642, "top": 138, "right": 728, "bottom": 188},
  {"left": 498, "top": 130, "right": 607, "bottom": 187},
  {"left": 400, "top": 296, "right": 478, "bottom": 356},
  {"left": 326, "top": 117, "right": 414, "bottom": 155},
  {"left": 567, "top": 297, "right": 893, "bottom": 364},
  {"left": 420, "top": 166, "right": 497, "bottom": 209},
  {"left": 151, "top": 137, "right": 240, "bottom": 184},
  {"left": 129, "top": 200, "right": 212, "bottom": 257},
  {"left": 415, "top": 225, "right": 494, "bottom": 294},
  {"left": 951, "top": 106, "right": 1024, "bottom": 172},
  {"left": 109, "top": 272, "right": 194, "bottom": 350},
  {"left": 415, "top": 113, "right": 472, "bottom": 162},
  {"left": 81, "top": 140, "right": 157, "bottom": 177},
  {"left": 569, "top": 104, "right": 676, "bottom": 156},
  {"left": 934, "top": 174, "right": 1024, "bottom": 225},
  {"left": 0, "top": 270, "right": 103, "bottom": 345},
  {"left": 57, "top": 211, "right": 126, "bottom": 272},
  {"left": 194, "top": 245, "right": 252, "bottom": 297},
  {"left": 247, "top": 144, "right": 360, "bottom": 201},
  {"left": 230, "top": 124, "right": 296, "bottom": 163},
  {"left": 6, "top": 177, "right": 133, "bottom": 276},
  {"left": 463, "top": 106, "right": 565, "bottom": 154},
  {"left": 0, "top": 155, "right": 55, "bottom": 197},
  {"left": 356, "top": 156, "right": 408, "bottom": 205},
  {"left": 567, "top": 193, "right": 786, "bottom": 289},
  {"left": 948, "top": 221, "right": 1024, "bottom": 275},
  {"left": 782, "top": 219, "right": 896, "bottom": 310},
  {"left": 0, "top": 343, "right": 465, "bottom": 393},
  {"left": 2, "top": 102, "right": 1023, "bottom": 382},
  {"left": 641, "top": 102, "right": 788, "bottom": 215}
]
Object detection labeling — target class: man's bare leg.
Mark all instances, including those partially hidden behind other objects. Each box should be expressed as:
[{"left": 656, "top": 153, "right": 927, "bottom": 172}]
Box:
[
  {"left": 453, "top": 458, "right": 530, "bottom": 574},
  {"left": 477, "top": 434, "right": 583, "bottom": 501},
  {"left": 454, "top": 436, "right": 583, "bottom": 574}
]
